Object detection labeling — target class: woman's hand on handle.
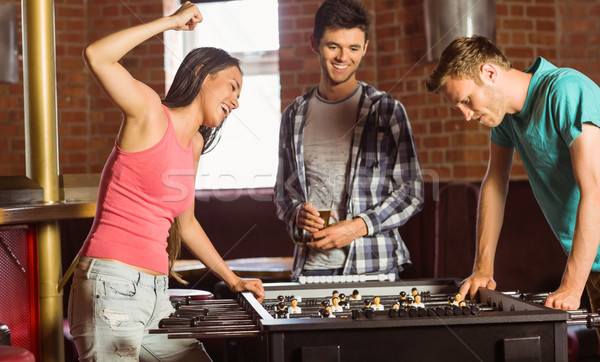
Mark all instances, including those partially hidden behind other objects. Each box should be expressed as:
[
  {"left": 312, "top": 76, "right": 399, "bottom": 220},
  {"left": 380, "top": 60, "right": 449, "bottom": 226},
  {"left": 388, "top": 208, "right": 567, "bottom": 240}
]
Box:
[{"left": 230, "top": 277, "right": 265, "bottom": 303}]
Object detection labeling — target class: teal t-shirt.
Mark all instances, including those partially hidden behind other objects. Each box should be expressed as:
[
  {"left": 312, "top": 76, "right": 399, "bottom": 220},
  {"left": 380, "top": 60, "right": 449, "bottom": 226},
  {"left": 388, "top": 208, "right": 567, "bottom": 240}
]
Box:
[{"left": 491, "top": 57, "right": 600, "bottom": 271}]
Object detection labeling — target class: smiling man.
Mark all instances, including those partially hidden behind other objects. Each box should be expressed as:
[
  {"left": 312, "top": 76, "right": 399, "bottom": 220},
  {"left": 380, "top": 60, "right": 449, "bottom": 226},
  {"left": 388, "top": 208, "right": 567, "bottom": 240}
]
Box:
[
  {"left": 274, "top": 0, "right": 424, "bottom": 280},
  {"left": 426, "top": 35, "right": 600, "bottom": 316}
]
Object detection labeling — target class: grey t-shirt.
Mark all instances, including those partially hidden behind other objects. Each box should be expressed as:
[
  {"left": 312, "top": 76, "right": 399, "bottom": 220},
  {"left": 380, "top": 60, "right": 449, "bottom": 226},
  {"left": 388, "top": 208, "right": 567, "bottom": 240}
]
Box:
[{"left": 302, "top": 85, "right": 361, "bottom": 270}]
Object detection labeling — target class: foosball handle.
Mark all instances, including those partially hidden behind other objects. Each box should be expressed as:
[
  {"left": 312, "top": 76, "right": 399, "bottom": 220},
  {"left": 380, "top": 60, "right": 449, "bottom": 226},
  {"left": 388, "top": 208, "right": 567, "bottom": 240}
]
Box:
[{"left": 586, "top": 314, "right": 600, "bottom": 329}]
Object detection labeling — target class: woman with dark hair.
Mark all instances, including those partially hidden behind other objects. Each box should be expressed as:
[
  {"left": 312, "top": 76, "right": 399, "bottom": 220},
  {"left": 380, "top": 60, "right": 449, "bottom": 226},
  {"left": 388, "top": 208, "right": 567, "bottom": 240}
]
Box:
[{"left": 67, "top": 2, "right": 264, "bottom": 360}]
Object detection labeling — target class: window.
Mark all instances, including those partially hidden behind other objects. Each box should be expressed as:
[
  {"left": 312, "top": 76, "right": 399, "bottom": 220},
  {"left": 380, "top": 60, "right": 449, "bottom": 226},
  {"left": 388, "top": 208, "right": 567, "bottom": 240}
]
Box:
[{"left": 165, "top": 0, "right": 280, "bottom": 190}]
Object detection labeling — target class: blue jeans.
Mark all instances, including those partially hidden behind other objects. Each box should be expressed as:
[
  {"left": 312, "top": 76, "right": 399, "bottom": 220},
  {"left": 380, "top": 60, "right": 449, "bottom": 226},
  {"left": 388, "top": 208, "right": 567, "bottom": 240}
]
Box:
[{"left": 68, "top": 256, "right": 211, "bottom": 361}]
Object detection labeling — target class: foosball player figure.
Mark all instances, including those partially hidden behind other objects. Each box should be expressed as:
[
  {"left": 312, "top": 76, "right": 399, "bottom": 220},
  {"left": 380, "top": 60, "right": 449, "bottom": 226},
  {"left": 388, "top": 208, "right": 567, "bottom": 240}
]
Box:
[
  {"left": 331, "top": 296, "right": 344, "bottom": 313},
  {"left": 372, "top": 296, "right": 384, "bottom": 311},
  {"left": 405, "top": 296, "right": 418, "bottom": 317},
  {"left": 275, "top": 302, "right": 289, "bottom": 319},
  {"left": 351, "top": 289, "right": 361, "bottom": 301},
  {"left": 448, "top": 295, "right": 456, "bottom": 306},
  {"left": 360, "top": 299, "right": 374, "bottom": 318},
  {"left": 444, "top": 296, "right": 457, "bottom": 316},
  {"left": 319, "top": 300, "right": 330, "bottom": 317},
  {"left": 413, "top": 294, "right": 425, "bottom": 308},
  {"left": 388, "top": 301, "right": 403, "bottom": 318},
  {"left": 411, "top": 287, "right": 419, "bottom": 297},
  {"left": 398, "top": 291, "right": 407, "bottom": 307},
  {"left": 329, "top": 290, "right": 339, "bottom": 307},
  {"left": 277, "top": 295, "right": 285, "bottom": 303},
  {"left": 288, "top": 298, "right": 302, "bottom": 314},
  {"left": 338, "top": 293, "right": 349, "bottom": 309},
  {"left": 319, "top": 300, "right": 335, "bottom": 318},
  {"left": 325, "top": 306, "right": 336, "bottom": 318},
  {"left": 454, "top": 293, "right": 462, "bottom": 306},
  {"left": 450, "top": 293, "right": 465, "bottom": 315}
]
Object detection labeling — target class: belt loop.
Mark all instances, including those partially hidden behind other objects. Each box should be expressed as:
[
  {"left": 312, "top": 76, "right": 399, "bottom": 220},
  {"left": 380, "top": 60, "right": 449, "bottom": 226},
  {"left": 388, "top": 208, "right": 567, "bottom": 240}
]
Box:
[{"left": 86, "top": 258, "right": 97, "bottom": 279}]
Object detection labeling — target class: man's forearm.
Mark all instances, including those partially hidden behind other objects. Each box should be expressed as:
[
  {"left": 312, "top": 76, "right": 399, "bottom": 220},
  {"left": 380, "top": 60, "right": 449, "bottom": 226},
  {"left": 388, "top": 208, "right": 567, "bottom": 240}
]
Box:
[{"left": 561, "top": 193, "right": 600, "bottom": 295}]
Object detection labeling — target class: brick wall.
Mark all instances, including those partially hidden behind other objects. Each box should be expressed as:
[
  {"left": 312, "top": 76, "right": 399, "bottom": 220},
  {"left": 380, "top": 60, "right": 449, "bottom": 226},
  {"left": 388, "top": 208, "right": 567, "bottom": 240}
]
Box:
[
  {"left": 1, "top": 0, "right": 599, "bottom": 182},
  {"left": 278, "top": 0, "right": 600, "bottom": 182},
  {"left": 0, "top": 0, "right": 165, "bottom": 176}
]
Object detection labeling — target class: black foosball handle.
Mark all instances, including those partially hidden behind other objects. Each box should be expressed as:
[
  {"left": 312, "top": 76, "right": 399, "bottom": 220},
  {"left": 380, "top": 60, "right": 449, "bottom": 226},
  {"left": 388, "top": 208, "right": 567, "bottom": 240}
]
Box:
[
  {"left": 586, "top": 314, "right": 600, "bottom": 329},
  {"left": 158, "top": 317, "right": 198, "bottom": 328}
]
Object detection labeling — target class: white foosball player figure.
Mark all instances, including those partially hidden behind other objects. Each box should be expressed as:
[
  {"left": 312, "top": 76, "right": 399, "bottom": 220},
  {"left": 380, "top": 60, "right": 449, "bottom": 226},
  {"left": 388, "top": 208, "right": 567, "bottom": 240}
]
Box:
[
  {"left": 288, "top": 298, "right": 302, "bottom": 314},
  {"left": 331, "top": 296, "right": 344, "bottom": 313},
  {"left": 371, "top": 296, "right": 384, "bottom": 311},
  {"left": 413, "top": 294, "right": 425, "bottom": 308}
]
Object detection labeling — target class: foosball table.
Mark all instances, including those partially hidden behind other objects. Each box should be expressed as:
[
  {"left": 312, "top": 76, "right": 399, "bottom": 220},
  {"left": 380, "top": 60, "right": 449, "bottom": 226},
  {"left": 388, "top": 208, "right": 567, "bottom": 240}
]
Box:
[{"left": 151, "top": 279, "right": 600, "bottom": 361}]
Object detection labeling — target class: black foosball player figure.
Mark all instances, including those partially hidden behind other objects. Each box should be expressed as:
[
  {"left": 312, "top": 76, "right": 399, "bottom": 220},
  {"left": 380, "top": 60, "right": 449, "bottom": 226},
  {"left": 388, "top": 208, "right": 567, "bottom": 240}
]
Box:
[
  {"left": 351, "top": 289, "right": 361, "bottom": 301},
  {"left": 275, "top": 302, "right": 289, "bottom": 319},
  {"left": 448, "top": 295, "right": 458, "bottom": 306},
  {"left": 331, "top": 296, "right": 344, "bottom": 313},
  {"left": 398, "top": 291, "right": 407, "bottom": 307},
  {"left": 359, "top": 299, "right": 374, "bottom": 318},
  {"left": 319, "top": 299, "right": 330, "bottom": 317},
  {"left": 362, "top": 298, "right": 372, "bottom": 311},
  {"left": 288, "top": 298, "right": 302, "bottom": 314},
  {"left": 388, "top": 301, "right": 402, "bottom": 318},
  {"left": 338, "top": 293, "right": 349, "bottom": 309},
  {"left": 404, "top": 296, "right": 419, "bottom": 317},
  {"left": 277, "top": 295, "right": 285, "bottom": 303},
  {"left": 372, "top": 296, "right": 384, "bottom": 311}
]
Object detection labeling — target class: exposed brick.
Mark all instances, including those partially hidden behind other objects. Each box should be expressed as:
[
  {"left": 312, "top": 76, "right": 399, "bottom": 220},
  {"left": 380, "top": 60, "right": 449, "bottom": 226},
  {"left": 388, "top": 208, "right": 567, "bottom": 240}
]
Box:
[
  {"left": 1, "top": 0, "right": 598, "bottom": 182},
  {"left": 526, "top": 5, "right": 556, "bottom": 17}
]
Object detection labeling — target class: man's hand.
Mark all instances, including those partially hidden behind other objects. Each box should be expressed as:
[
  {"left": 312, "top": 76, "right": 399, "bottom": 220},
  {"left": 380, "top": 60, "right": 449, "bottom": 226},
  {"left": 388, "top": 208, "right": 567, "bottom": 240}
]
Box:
[
  {"left": 296, "top": 202, "right": 330, "bottom": 233},
  {"left": 459, "top": 272, "right": 497, "bottom": 301},
  {"left": 308, "top": 218, "right": 367, "bottom": 250},
  {"left": 544, "top": 285, "right": 581, "bottom": 311}
]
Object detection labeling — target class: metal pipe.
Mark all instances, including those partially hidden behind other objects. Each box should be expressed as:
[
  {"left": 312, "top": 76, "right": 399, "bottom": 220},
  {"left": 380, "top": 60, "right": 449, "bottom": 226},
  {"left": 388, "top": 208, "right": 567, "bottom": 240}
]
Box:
[{"left": 21, "top": 0, "right": 64, "bottom": 360}]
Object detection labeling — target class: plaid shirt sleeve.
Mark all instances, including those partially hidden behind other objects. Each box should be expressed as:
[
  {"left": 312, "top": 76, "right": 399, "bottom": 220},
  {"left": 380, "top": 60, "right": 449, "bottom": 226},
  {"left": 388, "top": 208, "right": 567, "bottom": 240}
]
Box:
[
  {"left": 273, "top": 98, "right": 306, "bottom": 242},
  {"left": 354, "top": 95, "right": 424, "bottom": 235},
  {"left": 345, "top": 86, "right": 424, "bottom": 274}
]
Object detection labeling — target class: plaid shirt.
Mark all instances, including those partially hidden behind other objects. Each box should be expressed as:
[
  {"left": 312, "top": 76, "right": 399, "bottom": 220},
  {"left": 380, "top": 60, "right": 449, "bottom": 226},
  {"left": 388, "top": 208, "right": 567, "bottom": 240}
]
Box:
[{"left": 274, "top": 82, "right": 424, "bottom": 279}]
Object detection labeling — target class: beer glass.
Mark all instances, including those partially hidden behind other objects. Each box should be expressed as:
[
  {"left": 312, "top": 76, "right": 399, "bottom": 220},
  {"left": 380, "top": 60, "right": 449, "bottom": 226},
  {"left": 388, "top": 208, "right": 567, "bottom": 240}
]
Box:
[{"left": 308, "top": 184, "right": 333, "bottom": 231}]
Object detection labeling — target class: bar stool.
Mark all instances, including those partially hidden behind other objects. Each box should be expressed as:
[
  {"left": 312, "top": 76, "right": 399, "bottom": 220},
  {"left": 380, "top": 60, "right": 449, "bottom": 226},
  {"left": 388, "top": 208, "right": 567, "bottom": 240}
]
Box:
[{"left": 0, "top": 346, "right": 35, "bottom": 362}]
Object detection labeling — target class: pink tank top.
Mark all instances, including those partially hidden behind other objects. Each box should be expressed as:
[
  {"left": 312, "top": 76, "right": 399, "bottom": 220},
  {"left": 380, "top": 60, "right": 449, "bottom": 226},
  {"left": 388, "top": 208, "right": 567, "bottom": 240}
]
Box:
[{"left": 80, "top": 106, "right": 195, "bottom": 274}]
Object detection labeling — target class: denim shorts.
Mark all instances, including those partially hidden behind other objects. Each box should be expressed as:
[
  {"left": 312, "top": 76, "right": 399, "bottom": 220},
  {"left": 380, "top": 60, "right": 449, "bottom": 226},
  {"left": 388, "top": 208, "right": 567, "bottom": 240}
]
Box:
[{"left": 67, "top": 256, "right": 212, "bottom": 361}]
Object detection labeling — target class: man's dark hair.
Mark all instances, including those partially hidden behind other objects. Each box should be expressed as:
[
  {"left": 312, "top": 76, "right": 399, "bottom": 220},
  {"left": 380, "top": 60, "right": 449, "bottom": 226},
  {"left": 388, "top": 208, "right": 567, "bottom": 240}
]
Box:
[{"left": 313, "top": 0, "right": 370, "bottom": 46}]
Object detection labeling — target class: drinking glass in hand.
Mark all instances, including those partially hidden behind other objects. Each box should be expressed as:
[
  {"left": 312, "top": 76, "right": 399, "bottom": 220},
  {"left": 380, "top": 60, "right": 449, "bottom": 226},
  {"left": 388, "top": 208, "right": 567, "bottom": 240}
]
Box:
[{"left": 308, "top": 184, "right": 332, "bottom": 240}]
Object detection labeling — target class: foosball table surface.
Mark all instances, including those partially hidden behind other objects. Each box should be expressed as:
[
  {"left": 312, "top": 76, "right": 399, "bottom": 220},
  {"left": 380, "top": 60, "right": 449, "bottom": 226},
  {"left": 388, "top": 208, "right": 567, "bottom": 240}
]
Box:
[{"left": 153, "top": 279, "right": 571, "bottom": 361}]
